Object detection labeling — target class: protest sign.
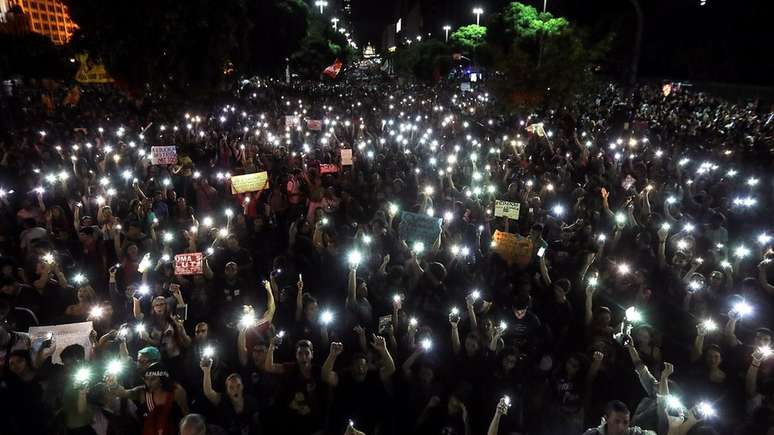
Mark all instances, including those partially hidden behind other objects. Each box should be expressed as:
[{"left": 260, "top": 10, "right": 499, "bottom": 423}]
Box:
[
  {"left": 175, "top": 252, "right": 203, "bottom": 275},
  {"left": 461, "top": 82, "right": 471, "bottom": 92},
  {"left": 285, "top": 115, "right": 301, "bottom": 128},
  {"left": 494, "top": 200, "right": 521, "bottom": 220},
  {"left": 307, "top": 119, "right": 323, "bottom": 131},
  {"left": 492, "top": 230, "right": 533, "bottom": 266},
  {"left": 230, "top": 172, "right": 269, "bottom": 194},
  {"left": 399, "top": 211, "right": 442, "bottom": 247},
  {"left": 150, "top": 146, "right": 177, "bottom": 165},
  {"left": 319, "top": 164, "right": 339, "bottom": 174},
  {"left": 340, "top": 149, "right": 353, "bottom": 166},
  {"left": 29, "top": 321, "right": 93, "bottom": 364}
]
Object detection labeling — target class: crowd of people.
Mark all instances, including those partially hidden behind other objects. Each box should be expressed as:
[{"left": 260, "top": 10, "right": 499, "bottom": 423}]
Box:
[{"left": 0, "top": 73, "right": 773, "bottom": 435}]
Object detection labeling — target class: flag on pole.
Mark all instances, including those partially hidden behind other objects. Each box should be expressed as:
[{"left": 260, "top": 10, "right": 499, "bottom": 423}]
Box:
[{"left": 323, "top": 59, "right": 343, "bottom": 79}]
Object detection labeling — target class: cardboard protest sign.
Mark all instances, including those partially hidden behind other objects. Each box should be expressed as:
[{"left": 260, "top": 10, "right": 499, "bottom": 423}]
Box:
[
  {"left": 340, "top": 149, "right": 353, "bottom": 166},
  {"left": 399, "top": 211, "right": 442, "bottom": 247},
  {"left": 494, "top": 200, "right": 521, "bottom": 220},
  {"left": 307, "top": 119, "right": 323, "bottom": 131},
  {"left": 285, "top": 115, "right": 301, "bottom": 128},
  {"left": 230, "top": 172, "right": 269, "bottom": 194},
  {"left": 461, "top": 82, "right": 471, "bottom": 92},
  {"left": 174, "top": 253, "right": 203, "bottom": 275},
  {"left": 150, "top": 146, "right": 178, "bottom": 165},
  {"left": 492, "top": 230, "right": 533, "bottom": 266},
  {"left": 319, "top": 164, "right": 339, "bottom": 174},
  {"left": 29, "top": 321, "right": 93, "bottom": 364}
]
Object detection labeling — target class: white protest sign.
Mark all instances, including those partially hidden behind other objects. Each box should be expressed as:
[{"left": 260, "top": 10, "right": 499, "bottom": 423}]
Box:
[
  {"left": 150, "top": 146, "right": 177, "bottom": 165},
  {"left": 29, "top": 321, "right": 93, "bottom": 364},
  {"left": 495, "top": 200, "right": 521, "bottom": 220}
]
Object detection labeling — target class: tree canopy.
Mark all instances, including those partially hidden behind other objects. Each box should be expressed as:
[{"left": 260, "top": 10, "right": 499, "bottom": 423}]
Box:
[{"left": 450, "top": 25, "right": 487, "bottom": 53}]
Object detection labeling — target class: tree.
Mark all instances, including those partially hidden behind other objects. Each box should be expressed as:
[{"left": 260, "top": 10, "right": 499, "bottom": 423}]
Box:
[
  {"left": 450, "top": 25, "right": 487, "bottom": 53},
  {"left": 289, "top": 14, "right": 355, "bottom": 79},
  {"left": 486, "top": 2, "right": 609, "bottom": 107},
  {"left": 392, "top": 39, "right": 452, "bottom": 81}
]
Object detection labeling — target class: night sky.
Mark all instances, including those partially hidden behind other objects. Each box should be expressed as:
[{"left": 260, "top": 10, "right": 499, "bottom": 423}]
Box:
[{"left": 347, "top": 0, "right": 774, "bottom": 86}]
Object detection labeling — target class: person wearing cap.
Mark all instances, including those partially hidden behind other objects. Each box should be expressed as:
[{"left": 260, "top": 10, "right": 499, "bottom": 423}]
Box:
[{"left": 108, "top": 361, "right": 189, "bottom": 435}]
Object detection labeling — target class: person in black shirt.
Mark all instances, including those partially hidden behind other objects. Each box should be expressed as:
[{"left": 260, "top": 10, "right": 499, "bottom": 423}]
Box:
[
  {"left": 200, "top": 356, "right": 261, "bottom": 435},
  {"left": 322, "top": 336, "right": 396, "bottom": 433},
  {"left": 213, "top": 262, "right": 255, "bottom": 329},
  {"left": 503, "top": 293, "right": 544, "bottom": 363}
]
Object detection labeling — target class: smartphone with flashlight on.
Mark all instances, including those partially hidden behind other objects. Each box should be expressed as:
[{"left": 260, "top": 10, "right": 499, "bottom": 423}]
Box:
[{"left": 537, "top": 247, "right": 546, "bottom": 258}]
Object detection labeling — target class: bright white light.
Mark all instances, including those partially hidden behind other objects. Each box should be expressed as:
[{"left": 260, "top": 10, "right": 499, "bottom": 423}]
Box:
[
  {"left": 625, "top": 306, "right": 642, "bottom": 323},
  {"left": 320, "top": 310, "right": 334, "bottom": 325},
  {"left": 420, "top": 338, "right": 433, "bottom": 350},
  {"left": 348, "top": 250, "right": 363, "bottom": 266},
  {"left": 732, "top": 300, "right": 753, "bottom": 317}
]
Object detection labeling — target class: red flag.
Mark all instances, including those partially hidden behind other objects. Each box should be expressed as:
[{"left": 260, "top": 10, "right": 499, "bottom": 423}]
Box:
[{"left": 323, "top": 59, "right": 343, "bottom": 79}]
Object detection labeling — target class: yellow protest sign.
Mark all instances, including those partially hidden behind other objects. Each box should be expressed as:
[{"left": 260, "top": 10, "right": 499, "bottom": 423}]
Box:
[
  {"left": 74, "top": 53, "right": 114, "bottom": 84},
  {"left": 493, "top": 230, "right": 533, "bottom": 266},
  {"left": 230, "top": 172, "right": 269, "bottom": 194}
]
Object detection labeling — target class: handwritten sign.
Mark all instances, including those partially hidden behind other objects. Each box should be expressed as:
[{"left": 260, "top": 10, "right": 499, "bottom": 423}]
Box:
[
  {"left": 230, "top": 172, "right": 269, "bottom": 194},
  {"left": 307, "top": 119, "right": 323, "bottom": 131},
  {"left": 399, "top": 211, "right": 442, "bottom": 247},
  {"left": 150, "top": 146, "right": 178, "bottom": 165},
  {"left": 492, "top": 231, "right": 533, "bottom": 266},
  {"left": 175, "top": 253, "right": 203, "bottom": 275},
  {"left": 285, "top": 115, "right": 301, "bottom": 128},
  {"left": 461, "top": 82, "right": 471, "bottom": 92},
  {"left": 319, "top": 164, "right": 339, "bottom": 174},
  {"left": 340, "top": 149, "right": 353, "bottom": 166},
  {"left": 29, "top": 321, "right": 93, "bottom": 364},
  {"left": 495, "top": 200, "right": 521, "bottom": 220}
]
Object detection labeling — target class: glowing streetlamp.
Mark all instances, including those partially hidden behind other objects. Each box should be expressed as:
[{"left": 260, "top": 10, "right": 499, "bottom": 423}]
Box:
[
  {"left": 472, "top": 7, "right": 483, "bottom": 26},
  {"left": 443, "top": 25, "right": 451, "bottom": 42}
]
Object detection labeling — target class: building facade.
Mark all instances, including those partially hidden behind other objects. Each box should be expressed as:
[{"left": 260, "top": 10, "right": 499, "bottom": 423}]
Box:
[{"left": 1, "top": 0, "right": 76, "bottom": 44}]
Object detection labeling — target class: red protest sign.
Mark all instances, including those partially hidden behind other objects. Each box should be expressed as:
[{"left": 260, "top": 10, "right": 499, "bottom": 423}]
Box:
[
  {"left": 174, "top": 253, "right": 203, "bottom": 275},
  {"left": 307, "top": 119, "right": 323, "bottom": 131},
  {"left": 319, "top": 164, "right": 339, "bottom": 174}
]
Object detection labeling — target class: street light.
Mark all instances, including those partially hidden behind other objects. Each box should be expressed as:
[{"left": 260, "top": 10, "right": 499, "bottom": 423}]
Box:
[
  {"left": 472, "top": 7, "right": 483, "bottom": 26},
  {"left": 331, "top": 17, "right": 339, "bottom": 29},
  {"left": 315, "top": 0, "right": 328, "bottom": 14},
  {"left": 443, "top": 25, "right": 451, "bottom": 42}
]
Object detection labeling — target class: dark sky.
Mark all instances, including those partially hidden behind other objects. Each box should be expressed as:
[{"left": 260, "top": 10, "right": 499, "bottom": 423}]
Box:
[{"left": 346, "top": 0, "right": 774, "bottom": 85}]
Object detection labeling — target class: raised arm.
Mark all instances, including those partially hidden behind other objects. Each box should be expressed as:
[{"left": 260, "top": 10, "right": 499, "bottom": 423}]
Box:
[
  {"left": 371, "top": 334, "right": 396, "bottom": 381},
  {"left": 691, "top": 325, "right": 707, "bottom": 363},
  {"left": 322, "top": 342, "right": 343, "bottom": 386},
  {"left": 200, "top": 357, "right": 222, "bottom": 405},
  {"left": 450, "top": 315, "right": 461, "bottom": 355},
  {"left": 746, "top": 349, "right": 764, "bottom": 398},
  {"left": 487, "top": 398, "right": 510, "bottom": 435},
  {"left": 260, "top": 280, "right": 276, "bottom": 324},
  {"left": 263, "top": 337, "right": 286, "bottom": 374},
  {"left": 538, "top": 254, "right": 552, "bottom": 287}
]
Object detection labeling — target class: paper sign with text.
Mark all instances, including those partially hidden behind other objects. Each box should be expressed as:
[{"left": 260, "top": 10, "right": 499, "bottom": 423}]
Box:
[
  {"left": 340, "top": 149, "right": 353, "bottom": 166},
  {"left": 29, "top": 321, "right": 93, "bottom": 364},
  {"left": 230, "top": 172, "right": 269, "bottom": 194},
  {"left": 495, "top": 200, "right": 521, "bottom": 220},
  {"left": 399, "top": 211, "right": 442, "bottom": 247},
  {"left": 307, "top": 119, "right": 323, "bottom": 131},
  {"left": 285, "top": 115, "right": 301, "bottom": 128},
  {"left": 319, "top": 164, "right": 339, "bottom": 174},
  {"left": 174, "top": 252, "right": 203, "bottom": 275},
  {"left": 150, "top": 146, "right": 178, "bottom": 165}
]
